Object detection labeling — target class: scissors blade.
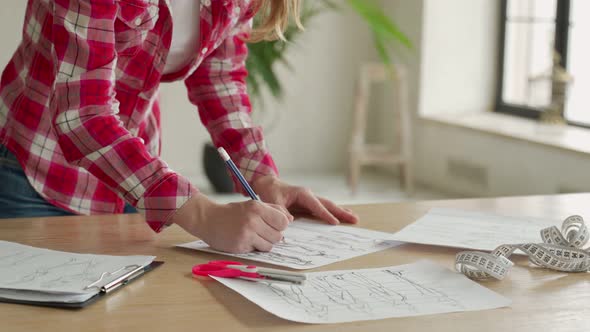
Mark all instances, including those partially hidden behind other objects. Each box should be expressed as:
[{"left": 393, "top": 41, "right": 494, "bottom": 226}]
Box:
[
  {"left": 227, "top": 264, "right": 306, "bottom": 284},
  {"left": 261, "top": 274, "right": 306, "bottom": 285},
  {"left": 226, "top": 264, "right": 257, "bottom": 273},
  {"left": 237, "top": 276, "right": 265, "bottom": 282}
]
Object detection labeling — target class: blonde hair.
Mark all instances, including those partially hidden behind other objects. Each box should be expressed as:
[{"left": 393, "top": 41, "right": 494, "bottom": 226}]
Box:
[{"left": 249, "top": 0, "right": 303, "bottom": 42}]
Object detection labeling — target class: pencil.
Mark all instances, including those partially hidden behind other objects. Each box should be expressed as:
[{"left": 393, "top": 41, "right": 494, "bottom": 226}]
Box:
[{"left": 217, "top": 147, "right": 260, "bottom": 201}]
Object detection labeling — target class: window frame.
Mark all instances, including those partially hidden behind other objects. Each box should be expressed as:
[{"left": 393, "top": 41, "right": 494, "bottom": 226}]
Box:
[{"left": 495, "top": 0, "right": 586, "bottom": 127}]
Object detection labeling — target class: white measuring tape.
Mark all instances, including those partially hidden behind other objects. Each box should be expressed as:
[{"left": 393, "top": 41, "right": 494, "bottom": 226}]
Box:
[{"left": 455, "top": 215, "right": 590, "bottom": 280}]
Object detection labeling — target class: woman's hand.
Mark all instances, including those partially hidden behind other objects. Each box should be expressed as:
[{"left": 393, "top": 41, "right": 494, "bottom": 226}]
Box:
[
  {"left": 169, "top": 175, "right": 358, "bottom": 254},
  {"left": 171, "top": 193, "right": 293, "bottom": 253},
  {"left": 252, "top": 175, "right": 359, "bottom": 225}
]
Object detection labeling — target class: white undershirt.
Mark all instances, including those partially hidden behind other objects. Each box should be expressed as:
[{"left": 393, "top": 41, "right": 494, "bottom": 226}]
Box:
[{"left": 163, "top": 0, "right": 201, "bottom": 74}]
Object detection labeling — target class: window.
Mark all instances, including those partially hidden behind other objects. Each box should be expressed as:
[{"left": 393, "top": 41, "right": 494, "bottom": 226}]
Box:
[{"left": 497, "top": 0, "right": 589, "bottom": 127}]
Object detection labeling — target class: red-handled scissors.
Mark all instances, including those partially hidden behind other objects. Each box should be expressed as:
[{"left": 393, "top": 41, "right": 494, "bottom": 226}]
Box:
[{"left": 192, "top": 260, "right": 306, "bottom": 284}]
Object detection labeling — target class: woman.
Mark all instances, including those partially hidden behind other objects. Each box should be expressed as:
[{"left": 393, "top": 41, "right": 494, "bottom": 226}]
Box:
[{"left": 0, "top": 0, "right": 358, "bottom": 253}]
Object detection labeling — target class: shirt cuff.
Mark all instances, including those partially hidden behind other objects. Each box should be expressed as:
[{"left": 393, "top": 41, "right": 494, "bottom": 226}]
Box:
[
  {"left": 135, "top": 172, "right": 198, "bottom": 232},
  {"left": 230, "top": 150, "right": 279, "bottom": 196}
]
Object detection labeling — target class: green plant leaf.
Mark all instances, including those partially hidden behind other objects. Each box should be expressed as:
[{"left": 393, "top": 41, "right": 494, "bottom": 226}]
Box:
[
  {"left": 246, "top": 0, "right": 412, "bottom": 105},
  {"left": 373, "top": 32, "right": 391, "bottom": 64},
  {"left": 346, "top": 0, "right": 412, "bottom": 49}
]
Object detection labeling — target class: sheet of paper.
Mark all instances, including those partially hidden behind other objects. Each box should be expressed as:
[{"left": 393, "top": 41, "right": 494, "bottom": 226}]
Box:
[
  {"left": 178, "top": 219, "right": 400, "bottom": 269},
  {"left": 213, "top": 260, "right": 511, "bottom": 323},
  {"left": 0, "top": 241, "right": 155, "bottom": 295},
  {"left": 390, "top": 208, "right": 557, "bottom": 252},
  {"left": 0, "top": 288, "right": 96, "bottom": 303}
]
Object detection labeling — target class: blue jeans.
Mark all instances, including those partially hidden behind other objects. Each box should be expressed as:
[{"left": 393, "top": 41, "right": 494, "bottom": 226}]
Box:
[{"left": 0, "top": 144, "right": 136, "bottom": 218}]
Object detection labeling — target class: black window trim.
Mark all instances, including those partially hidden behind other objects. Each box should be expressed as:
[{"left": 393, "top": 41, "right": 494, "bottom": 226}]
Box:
[{"left": 495, "top": 0, "right": 589, "bottom": 128}]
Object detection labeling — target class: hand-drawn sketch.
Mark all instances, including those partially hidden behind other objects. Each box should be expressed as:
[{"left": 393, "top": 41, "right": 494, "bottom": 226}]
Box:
[
  {"left": 267, "top": 269, "right": 462, "bottom": 317},
  {"left": 268, "top": 283, "right": 329, "bottom": 318},
  {"left": 272, "top": 238, "right": 340, "bottom": 259},
  {"left": 234, "top": 250, "right": 313, "bottom": 267},
  {"left": 178, "top": 219, "right": 400, "bottom": 269},
  {"left": 0, "top": 241, "right": 154, "bottom": 295},
  {"left": 382, "top": 270, "right": 463, "bottom": 309},
  {"left": 7, "top": 257, "right": 103, "bottom": 289},
  {"left": 0, "top": 251, "right": 44, "bottom": 268},
  {"left": 309, "top": 276, "right": 372, "bottom": 314},
  {"left": 213, "top": 260, "right": 511, "bottom": 324}
]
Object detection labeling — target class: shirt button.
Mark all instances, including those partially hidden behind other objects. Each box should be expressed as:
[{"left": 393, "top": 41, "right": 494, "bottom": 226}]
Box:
[
  {"left": 134, "top": 17, "right": 142, "bottom": 26},
  {"left": 201, "top": 47, "right": 208, "bottom": 54},
  {"left": 138, "top": 138, "right": 145, "bottom": 144}
]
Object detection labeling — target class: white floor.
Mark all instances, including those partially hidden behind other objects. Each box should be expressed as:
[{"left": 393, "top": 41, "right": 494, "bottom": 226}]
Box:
[{"left": 193, "top": 171, "right": 453, "bottom": 205}]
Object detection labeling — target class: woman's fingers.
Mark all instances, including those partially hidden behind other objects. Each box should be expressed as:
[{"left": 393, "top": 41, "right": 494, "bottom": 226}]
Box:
[
  {"left": 267, "top": 203, "right": 294, "bottom": 223},
  {"left": 255, "top": 202, "right": 291, "bottom": 232},
  {"left": 295, "top": 188, "right": 340, "bottom": 225},
  {"left": 252, "top": 234, "right": 274, "bottom": 252},
  {"left": 318, "top": 197, "right": 359, "bottom": 224}
]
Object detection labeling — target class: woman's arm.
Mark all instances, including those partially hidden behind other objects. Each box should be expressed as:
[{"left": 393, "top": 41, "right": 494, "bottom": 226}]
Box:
[
  {"left": 50, "top": 0, "right": 195, "bottom": 231},
  {"left": 185, "top": 19, "right": 279, "bottom": 192},
  {"left": 185, "top": 18, "right": 358, "bottom": 225}
]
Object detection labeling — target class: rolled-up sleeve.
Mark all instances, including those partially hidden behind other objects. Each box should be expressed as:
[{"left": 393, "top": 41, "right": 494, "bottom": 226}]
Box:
[
  {"left": 50, "top": 0, "right": 196, "bottom": 232},
  {"left": 185, "top": 19, "right": 279, "bottom": 195}
]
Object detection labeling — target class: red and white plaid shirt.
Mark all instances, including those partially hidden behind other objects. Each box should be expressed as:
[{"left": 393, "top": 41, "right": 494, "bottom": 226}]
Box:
[{"left": 0, "top": 0, "right": 278, "bottom": 232}]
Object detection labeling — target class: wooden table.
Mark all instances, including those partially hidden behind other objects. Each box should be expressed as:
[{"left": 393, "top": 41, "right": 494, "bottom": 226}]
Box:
[{"left": 2, "top": 193, "right": 590, "bottom": 332}]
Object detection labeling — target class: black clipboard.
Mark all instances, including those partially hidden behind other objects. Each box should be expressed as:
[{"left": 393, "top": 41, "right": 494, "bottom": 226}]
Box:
[{"left": 0, "top": 261, "right": 164, "bottom": 309}]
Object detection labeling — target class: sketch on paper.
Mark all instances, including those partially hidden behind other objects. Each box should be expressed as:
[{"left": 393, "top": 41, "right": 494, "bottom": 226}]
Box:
[
  {"left": 213, "top": 260, "right": 511, "bottom": 324},
  {"left": 265, "top": 269, "right": 462, "bottom": 319},
  {"left": 177, "top": 219, "right": 401, "bottom": 269},
  {"left": 0, "top": 241, "right": 154, "bottom": 294},
  {"left": 6, "top": 256, "right": 103, "bottom": 289}
]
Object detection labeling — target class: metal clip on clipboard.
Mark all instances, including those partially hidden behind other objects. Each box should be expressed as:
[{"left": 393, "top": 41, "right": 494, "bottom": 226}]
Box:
[{"left": 84, "top": 264, "right": 148, "bottom": 293}]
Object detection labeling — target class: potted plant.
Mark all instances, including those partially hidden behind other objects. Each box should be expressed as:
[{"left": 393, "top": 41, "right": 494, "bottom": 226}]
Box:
[{"left": 203, "top": 0, "right": 412, "bottom": 193}]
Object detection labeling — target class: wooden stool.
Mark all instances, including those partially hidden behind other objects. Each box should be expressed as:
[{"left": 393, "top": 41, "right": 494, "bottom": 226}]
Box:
[{"left": 348, "top": 63, "right": 414, "bottom": 194}]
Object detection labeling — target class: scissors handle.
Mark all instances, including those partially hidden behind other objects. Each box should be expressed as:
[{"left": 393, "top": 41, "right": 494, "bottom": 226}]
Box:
[
  {"left": 192, "top": 260, "right": 305, "bottom": 284},
  {"left": 210, "top": 260, "right": 256, "bottom": 270},
  {"left": 192, "top": 261, "right": 261, "bottom": 279}
]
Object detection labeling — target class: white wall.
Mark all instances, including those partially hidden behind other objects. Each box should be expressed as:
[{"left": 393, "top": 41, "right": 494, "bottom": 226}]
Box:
[
  {"left": 419, "top": 0, "right": 498, "bottom": 116},
  {"left": 415, "top": 0, "right": 590, "bottom": 196},
  {"left": 0, "top": 1, "right": 27, "bottom": 67}
]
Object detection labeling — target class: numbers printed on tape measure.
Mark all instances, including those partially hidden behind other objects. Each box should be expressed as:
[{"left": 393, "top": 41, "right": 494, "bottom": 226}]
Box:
[{"left": 455, "top": 215, "right": 590, "bottom": 280}]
